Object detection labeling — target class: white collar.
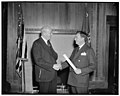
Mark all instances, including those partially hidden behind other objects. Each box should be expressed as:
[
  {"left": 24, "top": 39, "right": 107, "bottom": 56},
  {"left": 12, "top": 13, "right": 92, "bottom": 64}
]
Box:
[
  {"left": 79, "top": 43, "right": 85, "bottom": 49},
  {"left": 41, "top": 36, "right": 48, "bottom": 45}
]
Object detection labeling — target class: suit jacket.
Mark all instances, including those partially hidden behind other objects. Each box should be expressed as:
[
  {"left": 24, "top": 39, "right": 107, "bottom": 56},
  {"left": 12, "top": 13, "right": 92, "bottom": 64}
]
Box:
[
  {"left": 32, "top": 37, "right": 58, "bottom": 82},
  {"left": 62, "top": 44, "right": 96, "bottom": 87}
]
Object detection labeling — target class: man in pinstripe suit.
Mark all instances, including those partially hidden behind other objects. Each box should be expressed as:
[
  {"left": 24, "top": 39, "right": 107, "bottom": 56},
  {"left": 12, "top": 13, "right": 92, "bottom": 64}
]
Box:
[{"left": 32, "top": 26, "right": 60, "bottom": 94}]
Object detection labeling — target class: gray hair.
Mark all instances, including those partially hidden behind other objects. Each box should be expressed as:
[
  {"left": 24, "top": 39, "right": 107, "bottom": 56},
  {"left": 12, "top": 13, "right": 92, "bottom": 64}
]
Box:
[{"left": 41, "top": 26, "right": 52, "bottom": 34}]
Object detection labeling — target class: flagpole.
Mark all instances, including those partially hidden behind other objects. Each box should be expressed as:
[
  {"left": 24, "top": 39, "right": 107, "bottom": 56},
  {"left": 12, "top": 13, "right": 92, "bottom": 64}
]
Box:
[
  {"left": 21, "top": 25, "right": 28, "bottom": 93},
  {"left": 16, "top": 3, "right": 28, "bottom": 93},
  {"left": 21, "top": 23, "right": 25, "bottom": 92},
  {"left": 21, "top": 58, "right": 28, "bottom": 93},
  {"left": 17, "top": 58, "right": 28, "bottom": 92}
]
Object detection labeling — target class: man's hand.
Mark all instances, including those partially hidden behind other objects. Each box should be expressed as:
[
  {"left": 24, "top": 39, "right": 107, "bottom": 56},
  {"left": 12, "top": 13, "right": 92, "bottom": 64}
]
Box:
[
  {"left": 74, "top": 68, "right": 82, "bottom": 74},
  {"left": 53, "top": 63, "right": 62, "bottom": 71}
]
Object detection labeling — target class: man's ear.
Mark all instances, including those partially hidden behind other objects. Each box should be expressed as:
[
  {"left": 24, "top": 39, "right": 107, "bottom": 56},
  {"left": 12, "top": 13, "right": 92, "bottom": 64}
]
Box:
[{"left": 82, "top": 37, "right": 84, "bottom": 41}]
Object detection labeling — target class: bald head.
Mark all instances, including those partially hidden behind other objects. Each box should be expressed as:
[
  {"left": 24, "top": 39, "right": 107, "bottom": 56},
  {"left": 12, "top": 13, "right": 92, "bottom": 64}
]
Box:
[{"left": 41, "top": 26, "right": 53, "bottom": 40}]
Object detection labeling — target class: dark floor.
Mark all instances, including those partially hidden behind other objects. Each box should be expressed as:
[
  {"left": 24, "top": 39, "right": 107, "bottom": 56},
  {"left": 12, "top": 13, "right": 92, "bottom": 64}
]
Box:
[
  {"left": 2, "top": 88, "right": 118, "bottom": 95},
  {"left": 2, "top": 81, "right": 118, "bottom": 95},
  {"left": 89, "top": 89, "right": 118, "bottom": 95}
]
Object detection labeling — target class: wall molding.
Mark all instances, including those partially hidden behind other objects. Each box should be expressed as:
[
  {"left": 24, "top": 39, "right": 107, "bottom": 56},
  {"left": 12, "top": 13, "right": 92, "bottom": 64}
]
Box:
[{"left": 25, "top": 28, "right": 80, "bottom": 35}]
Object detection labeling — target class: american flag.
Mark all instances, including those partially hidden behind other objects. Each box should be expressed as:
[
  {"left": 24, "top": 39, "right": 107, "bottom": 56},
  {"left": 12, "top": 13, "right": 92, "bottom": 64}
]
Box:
[
  {"left": 16, "top": 3, "right": 27, "bottom": 77},
  {"left": 81, "top": 3, "right": 91, "bottom": 46}
]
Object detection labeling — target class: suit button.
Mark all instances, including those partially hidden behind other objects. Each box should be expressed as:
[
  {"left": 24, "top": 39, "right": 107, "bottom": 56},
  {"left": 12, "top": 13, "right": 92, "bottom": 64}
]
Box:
[{"left": 78, "top": 60, "right": 80, "bottom": 62}]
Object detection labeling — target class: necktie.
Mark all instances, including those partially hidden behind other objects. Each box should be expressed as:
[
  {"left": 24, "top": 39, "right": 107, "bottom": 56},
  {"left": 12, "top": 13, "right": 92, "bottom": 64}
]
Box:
[
  {"left": 47, "top": 40, "right": 51, "bottom": 47},
  {"left": 76, "top": 47, "right": 79, "bottom": 53}
]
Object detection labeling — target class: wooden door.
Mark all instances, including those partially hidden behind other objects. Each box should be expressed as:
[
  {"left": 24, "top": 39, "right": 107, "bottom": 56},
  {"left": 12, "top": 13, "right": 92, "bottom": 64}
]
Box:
[{"left": 107, "top": 16, "right": 118, "bottom": 94}]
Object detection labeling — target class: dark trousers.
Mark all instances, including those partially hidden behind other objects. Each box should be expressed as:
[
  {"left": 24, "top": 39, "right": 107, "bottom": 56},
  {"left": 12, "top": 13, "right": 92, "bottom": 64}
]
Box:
[
  {"left": 71, "top": 86, "right": 88, "bottom": 94},
  {"left": 38, "top": 76, "right": 57, "bottom": 94}
]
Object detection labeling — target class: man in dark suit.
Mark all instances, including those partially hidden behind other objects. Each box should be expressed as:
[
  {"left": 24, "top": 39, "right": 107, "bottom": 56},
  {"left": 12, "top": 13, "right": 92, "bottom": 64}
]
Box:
[
  {"left": 61, "top": 31, "right": 96, "bottom": 94},
  {"left": 32, "top": 26, "right": 60, "bottom": 94}
]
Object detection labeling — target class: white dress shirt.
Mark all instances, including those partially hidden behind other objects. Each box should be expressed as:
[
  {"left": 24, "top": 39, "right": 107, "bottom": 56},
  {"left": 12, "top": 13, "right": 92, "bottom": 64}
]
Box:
[
  {"left": 41, "top": 36, "right": 48, "bottom": 45},
  {"left": 79, "top": 43, "right": 85, "bottom": 50}
]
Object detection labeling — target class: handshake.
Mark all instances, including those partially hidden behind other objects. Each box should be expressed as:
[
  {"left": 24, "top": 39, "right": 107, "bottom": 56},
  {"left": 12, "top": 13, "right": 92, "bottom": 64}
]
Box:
[
  {"left": 53, "top": 63, "right": 62, "bottom": 71},
  {"left": 53, "top": 63, "right": 82, "bottom": 75}
]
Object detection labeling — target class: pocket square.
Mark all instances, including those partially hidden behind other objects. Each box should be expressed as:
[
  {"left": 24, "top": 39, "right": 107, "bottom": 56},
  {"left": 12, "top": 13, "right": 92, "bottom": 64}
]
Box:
[{"left": 81, "top": 52, "right": 86, "bottom": 56}]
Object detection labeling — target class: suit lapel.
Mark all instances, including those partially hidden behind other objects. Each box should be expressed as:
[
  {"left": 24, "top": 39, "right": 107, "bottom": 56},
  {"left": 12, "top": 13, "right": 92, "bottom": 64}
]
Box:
[
  {"left": 73, "top": 44, "right": 88, "bottom": 60},
  {"left": 39, "top": 37, "right": 54, "bottom": 58},
  {"left": 72, "top": 47, "right": 80, "bottom": 60}
]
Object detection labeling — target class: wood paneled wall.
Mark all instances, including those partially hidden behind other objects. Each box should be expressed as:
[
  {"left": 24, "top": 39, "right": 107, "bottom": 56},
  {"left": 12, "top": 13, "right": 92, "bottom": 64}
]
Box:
[
  {"left": 22, "top": 3, "right": 85, "bottom": 29},
  {"left": 7, "top": 3, "right": 22, "bottom": 92},
  {"left": 96, "top": 3, "right": 117, "bottom": 81},
  {"left": 6, "top": 2, "right": 118, "bottom": 92}
]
